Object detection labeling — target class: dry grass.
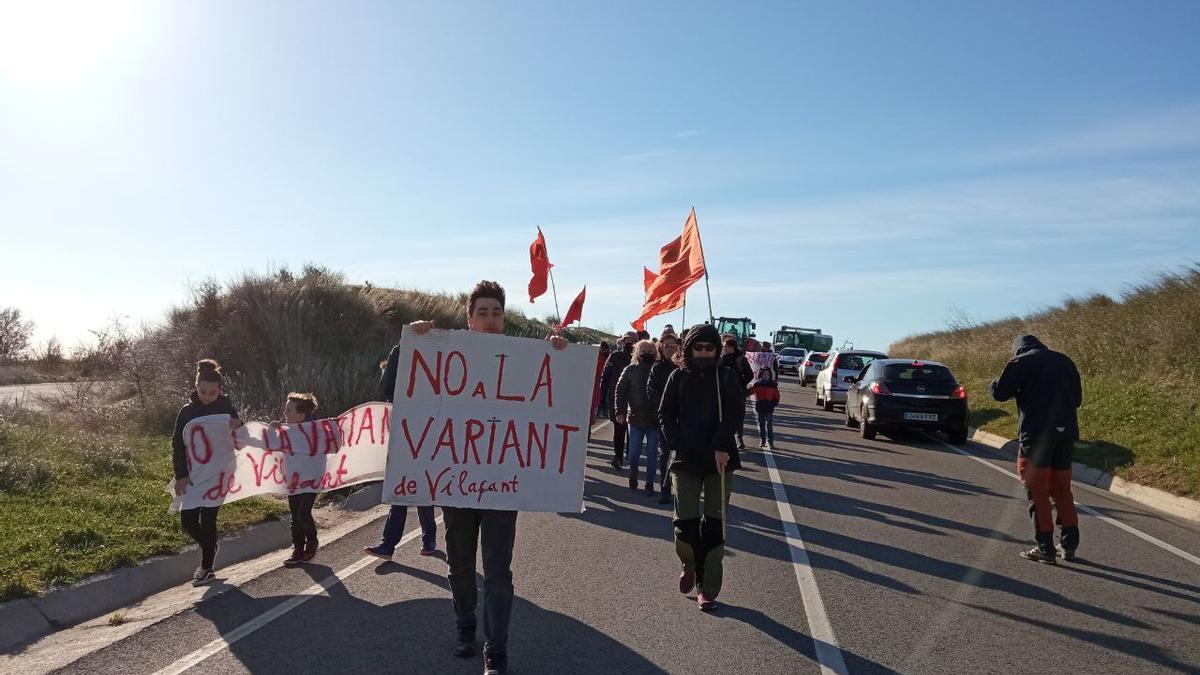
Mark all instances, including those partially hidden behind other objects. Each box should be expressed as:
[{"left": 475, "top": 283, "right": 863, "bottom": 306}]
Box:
[{"left": 890, "top": 265, "right": 1200, "bottom": 498}]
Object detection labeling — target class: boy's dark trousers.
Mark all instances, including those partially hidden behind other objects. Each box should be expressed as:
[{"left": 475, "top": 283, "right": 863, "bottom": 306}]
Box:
[
  {"left": 444, "top": 507, "right": 518, "bottom": 656},
  {"left": 288, "top": 493, "right": 319, "bottom": 548},
  {"left": 180, "top": 506, "right": 220, "bottom": 569}
]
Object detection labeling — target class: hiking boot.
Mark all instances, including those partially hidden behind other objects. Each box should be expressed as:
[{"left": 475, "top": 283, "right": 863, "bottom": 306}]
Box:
[
  {"left": 697, "top": 591, "right": 718, "bottom": 612},
  {"left": 453, "top": 632, "right": 477, "bottom": 658},
  {"left": 283, "top": 546, "right": 305, "bottom": 567},
  {"left": 191, "top": 568, "right": 215, "bottom": 586},
  {"left": 678, "top": 567, "right": 695, "bottom": 594},
  {"left": 1056, "top": 545, "right": 1077, "bottom": 562},
  {"left": 1019, "top": 546, "right": 1057, "bottom": 565},
  {"left": 363, "top": 545, "right": 393, "bottom": 560},
  {"left": 609, "top": 458, "right": 622, "bottom": 471},
  {"left": 483, "top": 652, "right": 507, "bottom": 675}
]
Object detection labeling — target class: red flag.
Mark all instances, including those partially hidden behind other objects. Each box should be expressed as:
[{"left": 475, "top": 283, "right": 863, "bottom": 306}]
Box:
[
  {"left": 554, "top": 286, "right": 586, "bottom": 332},
  {"left": 643, "top": 267, "right": 658, "bottom": 298},
  {"left": 528, "top": 227, "right": 553, "bottom": 303},
  {"left": 633, "top": 208, "right": 704, "bottom": 328},
  {"left": 643, "top": 208, "right": 705, "bottom": 304}
]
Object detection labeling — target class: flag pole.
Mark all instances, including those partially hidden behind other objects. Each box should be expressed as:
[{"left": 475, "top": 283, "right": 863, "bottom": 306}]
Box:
[
  {"left": 544, "top": 226, "right": 563, "bottom": 323},
  {"left": 681, "top": 295, "right": 686, "bottom": 328},
  {"left": 690, "top": 207, "right": 715, "bottom": 322}
]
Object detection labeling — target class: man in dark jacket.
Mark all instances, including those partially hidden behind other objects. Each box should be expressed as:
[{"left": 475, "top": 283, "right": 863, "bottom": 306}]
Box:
[
  {"left": 601, "top": 331, "right": 637, "bottom": 469},
  {"left": 660, "top": 323, "right": 743, "bottom": 611},
  {"left": 365, "top": 344, "right": 439, "bottom": 559},
  {"left": 991, "top": 335, "right": 1083, "bottom": 564},
  {"left": 720, "top": 337, "right": 754, "bottom": 450},
  {"left": 614, "top": 340, "right": 660, "bottom": 493},
  {"left": 647, "top": 331, "right": 681, "bottom": 504}
]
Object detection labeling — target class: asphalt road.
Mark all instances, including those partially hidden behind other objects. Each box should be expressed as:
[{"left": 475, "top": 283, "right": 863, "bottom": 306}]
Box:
[
  {"left": 49, "top": 381, "right": 1200, "bottom": 674},
  {"left": 0, "top": 382, "right": 80, "bottom": 410}
]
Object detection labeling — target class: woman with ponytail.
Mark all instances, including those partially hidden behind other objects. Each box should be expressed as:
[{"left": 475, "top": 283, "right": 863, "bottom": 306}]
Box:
[{"left": 171, "top": 359, "right": 242, "bottom": 586}]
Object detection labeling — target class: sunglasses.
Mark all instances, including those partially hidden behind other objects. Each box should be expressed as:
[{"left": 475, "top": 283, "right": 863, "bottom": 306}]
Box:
[{"left": 691, "top": 343, "right": 717, "bottom": 353}]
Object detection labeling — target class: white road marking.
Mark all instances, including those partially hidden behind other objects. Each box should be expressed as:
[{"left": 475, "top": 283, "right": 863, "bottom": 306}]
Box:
[
  {"left": 927, "top": 435, "right": 1200, "bottom": 567},
  {"left": 761, "top": 444, "right": 849, "bottom": 675},
  {"left": 153, "top": 517, "right": 443, "bottom": 675}
]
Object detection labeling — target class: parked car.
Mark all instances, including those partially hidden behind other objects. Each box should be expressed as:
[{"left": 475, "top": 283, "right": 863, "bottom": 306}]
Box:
[
  {"left": 799, "top": 351, "right": 827, "bottom": 386},
  {"left": 844, "top": 359, "right": 968, "bottom": 443},
  {"left": 814, "top": 349, "right": 888, "bottom": 411},
  {"left": 776, "top": 347, "right": 806, "bottom": 375}
]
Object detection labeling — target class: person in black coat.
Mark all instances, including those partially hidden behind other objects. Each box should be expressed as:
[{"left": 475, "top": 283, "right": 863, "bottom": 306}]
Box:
[
  {"left": 647, "top": 331, "right": 681, "bottom": 504},
  {"left": 991, "top": 334, "right": 1083, "bottom": 564},
  {"left": 719, "top": 337, "right": 754, "bottom": 449},
  {"left": 659, "top": 323, "right": 742, "bottom": 611},
  {"left": 601, "top": 330, "right": 637, "bottom": 469},
  {"left": 171, "top": 359, "right": 242, "bottom": 586},
  {"left": 614, "top": 340, "right": 661, "bottom": 493}
]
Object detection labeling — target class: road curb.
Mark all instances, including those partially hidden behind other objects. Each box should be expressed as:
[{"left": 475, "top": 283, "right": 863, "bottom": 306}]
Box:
[
  {"left": 0, "top": 518, "right": 291, "bottom": 654},
  {"left": 967, "top": 427, "right": 1200, "bottom": 524}
]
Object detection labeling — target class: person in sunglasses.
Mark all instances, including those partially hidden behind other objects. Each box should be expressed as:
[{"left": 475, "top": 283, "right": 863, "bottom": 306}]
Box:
[{"left": 658, "top": 323, "right": 743, "bottom": 611}]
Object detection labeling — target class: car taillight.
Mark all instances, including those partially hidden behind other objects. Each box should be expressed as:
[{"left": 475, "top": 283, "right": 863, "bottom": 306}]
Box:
[
  {"left": 870, "top": 381, "right": 891, "bottom": 395},
  {"left": 950, "top": 385, "right": 967, "bottom": 400}
]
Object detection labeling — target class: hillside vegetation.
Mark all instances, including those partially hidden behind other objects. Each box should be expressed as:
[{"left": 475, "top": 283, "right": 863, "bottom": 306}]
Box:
[
  {"left": 0, "top": 267, "right": 614, "bottom": 601},
  {"left": 890, "top": 266, "right": 1200, "bottom": 499}
]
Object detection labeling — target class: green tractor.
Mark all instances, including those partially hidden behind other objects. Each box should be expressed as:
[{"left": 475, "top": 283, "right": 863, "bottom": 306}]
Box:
[
  {"left": 771, "top": 326, "right": 833, "bottom": 353},
  {"left": 712, "top": 316, "right": 758, "bottom": 351}
]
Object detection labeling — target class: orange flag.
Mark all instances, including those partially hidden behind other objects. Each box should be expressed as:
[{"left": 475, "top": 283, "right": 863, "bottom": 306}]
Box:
[
  {"left": 528, "top": 227, "right": 553, "bottom": 303},
  {"left": 554, "top": 287, "right": 586, "bottom": 332},
  {"left": 633, "top": 208, "right": 704, "bottom": 329}
]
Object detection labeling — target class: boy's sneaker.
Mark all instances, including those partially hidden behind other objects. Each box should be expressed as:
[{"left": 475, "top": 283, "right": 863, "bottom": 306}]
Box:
[
  {"left": 1056, "top": 545, "right": 1077, "bottom": 561},
  {"left": 453, "top": 631, "right": 477, "bottom": 658},
  {"left": 192, "top": 568, "right": 215, "bottom": 586},
  {"left": 363, "top": 545, "right": 393, "bottom": 560},
  {"left": 301, "top": 543, "right": 318, "bottom": 562},
  {"left": 419, "top": 545, "right": 437, "bottom": 556},
  {"left": 1019, "top": 546, "right": 1057, "bottom": 565},
  {"left": 697, "top": 591, "right": 718, "bottom": 612},
  {"left": 483, "top": 652, "right": 507, "bottom": 675},
  {"left": 283, "top": 547, "right": 305, "bottom": 567},
  {"left": 678, "top": 567, "right": 695, "bottom": 594}
]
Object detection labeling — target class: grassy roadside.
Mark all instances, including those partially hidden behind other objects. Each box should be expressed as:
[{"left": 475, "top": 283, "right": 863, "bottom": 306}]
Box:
[
  {"left": 891, "top": 268, "right": 1200, "bottom": 499},
  {"left": 0, "top": 405, "right": 287, "bottom": 603}
]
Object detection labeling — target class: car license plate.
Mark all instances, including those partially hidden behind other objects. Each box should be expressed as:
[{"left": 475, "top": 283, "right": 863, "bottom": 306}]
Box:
[{"left": 904, "top": 412, "right": 938, "bottom": 422}]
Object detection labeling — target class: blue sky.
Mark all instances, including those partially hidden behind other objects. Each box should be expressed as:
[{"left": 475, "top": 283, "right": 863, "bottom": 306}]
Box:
[{"left": 2, "top": 1, "right": 1198, "bottom": 352}]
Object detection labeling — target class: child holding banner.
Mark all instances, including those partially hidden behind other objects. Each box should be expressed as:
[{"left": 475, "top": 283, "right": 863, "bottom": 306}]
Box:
[
  {"left": 272, "top": 392, "right": 322, "bottom": 567},
  {"left": 171, "top": 359, "right": 242, "bottom": 586},
  {"left": 750, "top": 367, "right": 780, "bottom": 450},
  {"left": 659, "top": 324, "right": 742, "bottom": 612}
]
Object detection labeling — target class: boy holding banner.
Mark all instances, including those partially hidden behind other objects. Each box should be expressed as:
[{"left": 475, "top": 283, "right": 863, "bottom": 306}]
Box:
[{"left": 399, "top": 280, "right": 570, "bottom": 675}]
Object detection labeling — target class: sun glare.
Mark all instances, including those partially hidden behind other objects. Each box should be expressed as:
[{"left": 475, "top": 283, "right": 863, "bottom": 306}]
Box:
[{"left": 0, "top": 0, "right": 146, "bottom": 89}]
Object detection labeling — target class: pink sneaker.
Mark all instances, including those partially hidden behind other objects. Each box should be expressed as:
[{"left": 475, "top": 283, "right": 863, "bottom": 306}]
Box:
[{"left": 697, "top": 591, "right": 718, "bottom": 612}]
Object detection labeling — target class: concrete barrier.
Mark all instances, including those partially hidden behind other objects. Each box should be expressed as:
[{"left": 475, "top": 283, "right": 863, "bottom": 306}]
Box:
[
  {"left": 967, "top": 427, "right": 1200, "bottom": 524},
  {"left": 1, "top": 518, "right": 291, "bottom": 654}
]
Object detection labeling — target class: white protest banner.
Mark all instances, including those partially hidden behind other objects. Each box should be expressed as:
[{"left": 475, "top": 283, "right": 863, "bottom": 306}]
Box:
[
  {"left": 745, "top": 351, "right": 775, "bottom": 376},
  {"left": 167, "top": 402, "right": 391, "bottom": 512},
  {"left": 383, "top": 329, "right": 597, "bottom": 512}
]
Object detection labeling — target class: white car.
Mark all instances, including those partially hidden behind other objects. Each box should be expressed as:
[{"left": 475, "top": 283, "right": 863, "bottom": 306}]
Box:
[
  {"left": 799, "top": 351, "right": 827, "bottom": 386},
  {"left": 814, "top": 349, "right": 889, "bottom": 411},
  {"left": 775, "top": 348, "right": 807, "bottom": 375}
]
